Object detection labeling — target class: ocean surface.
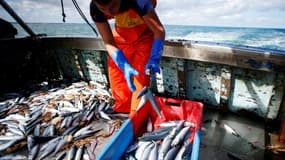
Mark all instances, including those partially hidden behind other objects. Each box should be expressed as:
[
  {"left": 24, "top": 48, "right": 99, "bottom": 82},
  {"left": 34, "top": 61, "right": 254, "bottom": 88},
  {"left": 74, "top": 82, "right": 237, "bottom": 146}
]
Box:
[{"left": 13, "top": 23, "right": 285, "bottom": 51}]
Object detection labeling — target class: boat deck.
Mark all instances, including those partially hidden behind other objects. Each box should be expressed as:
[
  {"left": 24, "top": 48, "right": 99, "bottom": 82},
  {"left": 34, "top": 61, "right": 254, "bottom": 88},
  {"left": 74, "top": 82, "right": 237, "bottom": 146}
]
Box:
[{"left": 200, "top": 107, "right": 285, "bottom": 160}]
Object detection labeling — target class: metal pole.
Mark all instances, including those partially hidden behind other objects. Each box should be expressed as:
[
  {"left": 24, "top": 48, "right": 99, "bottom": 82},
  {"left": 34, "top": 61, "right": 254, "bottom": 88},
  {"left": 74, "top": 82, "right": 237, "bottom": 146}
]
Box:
[{"left": 0, "top": 0, "right": 36, "bottom": 37}]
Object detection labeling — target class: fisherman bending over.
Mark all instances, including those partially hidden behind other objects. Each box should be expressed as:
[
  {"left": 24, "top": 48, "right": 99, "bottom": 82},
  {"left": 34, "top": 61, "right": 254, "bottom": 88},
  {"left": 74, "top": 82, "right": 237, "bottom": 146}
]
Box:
[{"left": 90, "top": 0, "right": 165, "bottom": 116}]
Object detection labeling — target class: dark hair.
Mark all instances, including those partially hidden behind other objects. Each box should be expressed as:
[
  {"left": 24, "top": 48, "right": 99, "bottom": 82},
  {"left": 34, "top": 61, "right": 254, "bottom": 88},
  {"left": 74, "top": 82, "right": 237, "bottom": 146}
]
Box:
[{"left": 92, "top": 0, "right": 112, "bottom": 5}]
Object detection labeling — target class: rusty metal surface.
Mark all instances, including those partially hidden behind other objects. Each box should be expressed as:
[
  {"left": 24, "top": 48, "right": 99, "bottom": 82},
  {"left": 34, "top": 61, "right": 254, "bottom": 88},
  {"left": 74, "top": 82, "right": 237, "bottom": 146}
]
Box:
[
  {"left": 220, "top": 66, "right": 232, "bottom": 112},
  {"left": 280, "top": 92, "right": 285, "bottom": 142},
  {"left": 177, "top": 58, "right": 187, "bottom": 99},
  {"left": 164, "top": 40, "right": 285, "bottom": 72},
  {"left": 0, "top": 37, "right": 284, "bottom": 120},
  {"left": 54, "top": 49, "right": 108, "bottom": 85},
  {"left": 156, "top": 57, "right": 179, "bottom": 97},
  {"left": 77, "top": 50, "right": 108, "bottom": 84},
  {"left": 229, "top": 69, "right": 285, "bottom": 119},
  {"left": 157, "top": 57, "right": 284, "bottom": 119},
  {"left": 185, "top": 61, "right": 221, "bottom": 107}
]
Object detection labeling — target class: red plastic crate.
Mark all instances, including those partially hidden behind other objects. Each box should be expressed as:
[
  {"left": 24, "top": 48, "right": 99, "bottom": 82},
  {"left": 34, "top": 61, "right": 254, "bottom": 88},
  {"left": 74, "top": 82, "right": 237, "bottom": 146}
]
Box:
[{"left": 97, "top": 96, "right": 203, "bottom": 160}]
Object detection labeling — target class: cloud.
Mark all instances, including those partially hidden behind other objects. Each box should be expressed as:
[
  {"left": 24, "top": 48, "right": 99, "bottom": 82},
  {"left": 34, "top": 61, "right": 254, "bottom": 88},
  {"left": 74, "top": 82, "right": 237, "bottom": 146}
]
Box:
[
  {"left": 156, "top": 0, "right": 248, "bottom": 26},
  {"left": 1, "top": 0, "right": 90, "bottom": 23},
  {"left": 156, "top": 0, "right": 285, "bottom": 27},
  {"left": 248, "top": 0, "right": 285, "bottom": 10},
  {"left": 0, "top": 0, "right": 284, "bottom": 28}
]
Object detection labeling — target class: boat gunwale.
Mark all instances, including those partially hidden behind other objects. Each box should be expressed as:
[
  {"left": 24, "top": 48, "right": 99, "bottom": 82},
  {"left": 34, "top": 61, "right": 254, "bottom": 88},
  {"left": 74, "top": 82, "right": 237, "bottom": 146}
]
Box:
[{"left": 1, "top": 36, "right": 285, "bottom": 72}]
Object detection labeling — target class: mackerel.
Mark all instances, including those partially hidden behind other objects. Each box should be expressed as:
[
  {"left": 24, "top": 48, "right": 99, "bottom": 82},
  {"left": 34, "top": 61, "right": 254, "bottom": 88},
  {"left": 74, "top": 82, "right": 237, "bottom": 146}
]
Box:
[
  {"left": 158, "top": 134, "right": 172, "bottom": 160},
  {"left": 135, "top": 141, "right": 152, "bottom": 159},
  {"left": 74, "top": 145, "right": 84, "bottom": 160},
  {"left": 29, "top": 144, "right": 40, "bottom": 160},
  {"left": 39, "top": 138, "right": 59, "bottom": 160},
  {"left": 149, "top": 142, "right": 158, "bottom": 160},
  {"left": 138, "top": 128, "right": 170, "bottom": 141},
  {"left": 66, "top": 146, "right": 76, "bottom": 160},
  {"left": 55, "top": 151, "right": 66, "bottom": 160},
  {"left": 0, "top": 136, "right": 25, "bottom": 152},
  {"left": 54, "top": 135, "right": 73, "bottom": 154},
  {"left": 141, "top": 142, "right": 154, "bottom": 160},
  {"left": 164, "top": 145, "right": 180, "bottom": 160},
  {"left": 171, "top": 126, "right": 190, "bottom": 147}
]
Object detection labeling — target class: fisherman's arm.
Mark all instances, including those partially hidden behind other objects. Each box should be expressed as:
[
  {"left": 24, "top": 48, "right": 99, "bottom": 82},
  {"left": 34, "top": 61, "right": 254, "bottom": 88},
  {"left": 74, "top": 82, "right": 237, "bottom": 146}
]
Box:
[
  {"left": 95, "top": 21, "right": 138, "bottom": 92},
  {"left": 95, "top": 21, "right": 118, "bottom": 55},
  {"left": 143, "top": 9, "right": 165, "bottom": 75},
  {"left": 143, "top": 10, "right": 165, "bottom": 41}
]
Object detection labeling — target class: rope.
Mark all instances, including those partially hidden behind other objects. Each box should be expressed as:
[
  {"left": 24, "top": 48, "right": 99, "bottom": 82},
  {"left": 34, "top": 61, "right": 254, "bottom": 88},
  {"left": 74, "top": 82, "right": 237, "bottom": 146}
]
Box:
[
  {"left": 60, "top": 0, "right": 66, "bottom": 22},
  {"left": 71, "top": 0, "right": 98, "bottom": 36}
]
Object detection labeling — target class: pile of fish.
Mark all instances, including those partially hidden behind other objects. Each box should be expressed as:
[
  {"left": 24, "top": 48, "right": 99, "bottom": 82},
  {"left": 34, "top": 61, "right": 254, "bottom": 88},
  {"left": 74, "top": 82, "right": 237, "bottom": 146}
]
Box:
[
  {"left": 124, "top": 120, "right": 195, "bottom": 160},
  {"left": 0, "top": 80, "right": 126, "bottom": 160}
]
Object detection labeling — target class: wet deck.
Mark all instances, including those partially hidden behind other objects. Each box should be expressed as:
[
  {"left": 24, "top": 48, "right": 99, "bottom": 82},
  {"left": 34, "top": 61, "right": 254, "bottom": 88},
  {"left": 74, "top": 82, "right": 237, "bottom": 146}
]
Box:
[{"left": 200, "top": 108, "right": 265, "bottom": 160}]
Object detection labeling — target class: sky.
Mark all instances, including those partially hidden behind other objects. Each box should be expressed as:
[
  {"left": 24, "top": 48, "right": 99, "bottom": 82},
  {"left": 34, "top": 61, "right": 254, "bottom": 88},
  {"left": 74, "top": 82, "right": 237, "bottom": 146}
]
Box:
[{"left": 1, "top": 0, "right": 285, "bottom": 28}]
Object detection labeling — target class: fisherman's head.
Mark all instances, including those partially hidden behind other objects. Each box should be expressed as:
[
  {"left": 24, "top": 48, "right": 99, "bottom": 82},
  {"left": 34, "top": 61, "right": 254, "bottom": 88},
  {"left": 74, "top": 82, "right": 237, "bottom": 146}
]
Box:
[{"left": 93, "top": 0, "right": 121, "bottom": 16}]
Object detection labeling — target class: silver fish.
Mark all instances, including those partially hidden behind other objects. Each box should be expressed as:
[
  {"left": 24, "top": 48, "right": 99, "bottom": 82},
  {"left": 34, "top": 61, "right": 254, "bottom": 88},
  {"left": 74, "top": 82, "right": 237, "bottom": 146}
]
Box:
[
  {"left": 42, "top": 126, "right": 50, "bottom": 137},
  {"left": 158, "top": 134, "right": 173, "bottom": 160},
  {"left": 62, "top": 125, "right": 80, "bottom": 136},
  {"left": 73, "top": 128, "right": 101, "bottom": 141},
  {"left": 223, "top": 123, "right": 240, "bottom": 137},
  {"left": 33, "top": 124, "right": 41, "bottom": 136},
  {"left": 171, "top": 126, "right": 190, "bottom": 147},
  {"left": 39, "top": 137, "right": 60, "bottom": 160},
  {"left": 40, "top": 136, "right": 61, "bottom": 154},
  {"left": 0, "top": 136, "right": 25, "bottom": 152},
  {"left": 169, "top": 121, "right": 185, "bottom": 138},
  {"left": 125, "top": 140, "right": 139, "bottom": 154},
  {"left": 7, "top": 126, "right": 24, "bottom": 136},
  {"left": 55, "top": 151, "right": 66, "bottom": 160},
  {"left": 164, "top": 145, "right": 180, "bottom": 160},
  {"left": 0, "top": 136, "right": 24, "bottom": 141},
  {"left": 156, "top": 120, "right": 193, "bottom": 128},
  {"left": 175, "top": 140, "right": 192, "bottom": 159},
  {"left": 29, "top": 144, "right": 40, "bottom": 160},
  {"left": 67, "top": 146, "right": 77, "bottom": 160},
  {"left": 75, "top": 145, "right": 84, "bottom": 160},
  {"left": 60, "top": 116, "right": 69, "bottom": 129},
  {"left": 141, "top": 142, "right": 154, "bottom": 160},
  {"left": 54, "top": 135, "right": 73, "bottom": 154},
  {"left": 99, "top": 111, "right": 111, "bottom": 120},
  {"left": 135, "top": 141, "right": 152, "bottom": 159},
  {"left": 138, "top": 127, "right": 171, "bottom": 141},
  {"left": 149, "top": 142, "right": 158, "bottom": 160},
  {"left": 0, "top": 154, "right": 27, "bottom": 160},
  {"left": 73, "top": 124, "right": 93, "bottom": 137}
]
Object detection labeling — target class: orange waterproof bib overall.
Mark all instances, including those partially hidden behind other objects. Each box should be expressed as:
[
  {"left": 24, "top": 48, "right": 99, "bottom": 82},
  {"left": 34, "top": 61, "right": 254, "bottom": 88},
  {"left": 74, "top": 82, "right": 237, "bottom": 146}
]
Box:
[{"left": 108, "top": 8, "right": 154, "bottom": 115}]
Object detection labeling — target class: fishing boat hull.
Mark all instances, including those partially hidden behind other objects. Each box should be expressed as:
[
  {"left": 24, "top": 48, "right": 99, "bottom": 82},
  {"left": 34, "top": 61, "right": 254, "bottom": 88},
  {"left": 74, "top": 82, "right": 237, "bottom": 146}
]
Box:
[
  {"left": 1, "top": 37, "right": 285, "bottom": 159},
  {"left": 1, "top": 37, "right": 284, "bottom": 119}
]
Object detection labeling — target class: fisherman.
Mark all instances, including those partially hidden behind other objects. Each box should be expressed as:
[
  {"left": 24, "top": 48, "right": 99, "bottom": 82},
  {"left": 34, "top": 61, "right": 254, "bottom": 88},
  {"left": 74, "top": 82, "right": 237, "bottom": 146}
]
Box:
[
  {"left": 90, "top": 0, "right": 165, "bottom": 116},
  {"left": 0, "top": 18, "right": 17, "bottom": 39}
]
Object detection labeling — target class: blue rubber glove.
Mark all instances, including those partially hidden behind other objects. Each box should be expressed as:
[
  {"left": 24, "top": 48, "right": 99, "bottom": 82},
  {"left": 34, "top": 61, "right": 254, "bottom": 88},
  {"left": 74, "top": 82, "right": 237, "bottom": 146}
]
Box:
[
  {"left": 111, "top": 50, "right": 138, "bottom": 92},
  {"left": 145, "top": 39, "right": 164, "bottom": 77}
]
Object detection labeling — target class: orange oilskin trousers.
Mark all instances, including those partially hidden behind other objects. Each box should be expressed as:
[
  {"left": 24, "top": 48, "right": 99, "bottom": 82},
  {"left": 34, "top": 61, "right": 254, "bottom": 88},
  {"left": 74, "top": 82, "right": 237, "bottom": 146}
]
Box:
[{"left": 108, "top": 28, "right": 153, "bottom": 116}]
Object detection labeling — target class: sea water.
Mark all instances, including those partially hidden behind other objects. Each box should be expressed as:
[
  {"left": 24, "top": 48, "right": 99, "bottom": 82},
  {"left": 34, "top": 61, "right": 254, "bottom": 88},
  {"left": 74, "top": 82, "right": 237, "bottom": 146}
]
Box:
[{"left": 13, "top": 23, "right": 285, "bottom": 51}]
